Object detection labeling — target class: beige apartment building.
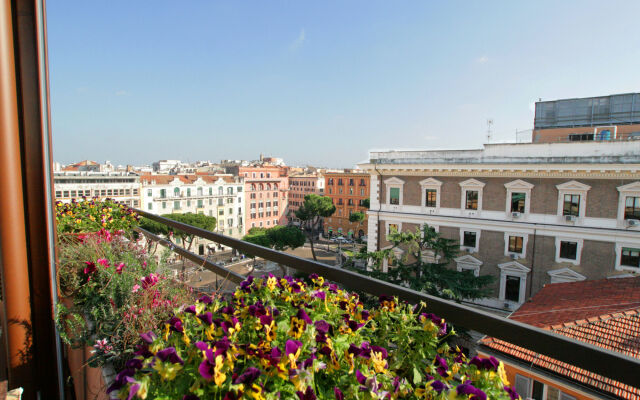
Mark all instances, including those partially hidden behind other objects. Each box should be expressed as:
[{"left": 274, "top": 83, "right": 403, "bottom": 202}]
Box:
[{"left": 359, "top": 141, "right": 640, "bottom": 311}]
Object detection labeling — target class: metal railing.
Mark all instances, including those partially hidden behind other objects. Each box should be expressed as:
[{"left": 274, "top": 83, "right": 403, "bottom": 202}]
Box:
[{"left": 133, "top": 208, "right": 640, "bottom": 388}]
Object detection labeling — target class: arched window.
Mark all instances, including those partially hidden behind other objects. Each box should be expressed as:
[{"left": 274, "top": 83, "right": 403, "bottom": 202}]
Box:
[
  {"left": 227, "top": 187, "right": 233, "bottom": 195},
  {"left": 266, "top": 183, "right": 271, "bottom": 190},
  {"left": 218, "top": 187, "right": 223, "bottom": 195},
  {"left": 259, "top": 183, "right": 264, "bottom": 191},
  {"left": 267, "top": 173, "right": 271, "bottom": 178},
  {"left": 197, "top": 187, "right": 203, "bottom": 196},
  {"left": 252, "top": 173, "right": 256, "bottom": 178},
  {"left": 260, "top": 173, "right": 264, "bottom": 178},
  {"left": 273, "top": 183, "right": 278, "bottom": 189},
  {"left": 251, "top": 184, "right": 256, "bottom": 191},
  {"left": 174, "top": 187, "right": 180, "bottom": 196}
]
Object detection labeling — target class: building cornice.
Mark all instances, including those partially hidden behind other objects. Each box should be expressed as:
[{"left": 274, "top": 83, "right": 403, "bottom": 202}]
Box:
[{"left": 358, "top": 163, "right": 640, "bottom": 179}]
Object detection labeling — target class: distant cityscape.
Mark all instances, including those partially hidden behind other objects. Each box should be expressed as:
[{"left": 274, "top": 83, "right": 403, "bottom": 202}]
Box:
[{"left": 53, "top": 92, "right": 640, "bottom": 398}]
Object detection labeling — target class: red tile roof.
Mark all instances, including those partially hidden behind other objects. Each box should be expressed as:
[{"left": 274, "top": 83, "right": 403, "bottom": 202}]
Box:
[
  {"left": 510, "top": 277, "right": 640, "bottom": 327},
  {"left": 139, "top": 174, "right": 236, "bottom": 184},
  {"left": 482, "top": 277, "right": 640, "bottom": 399}
]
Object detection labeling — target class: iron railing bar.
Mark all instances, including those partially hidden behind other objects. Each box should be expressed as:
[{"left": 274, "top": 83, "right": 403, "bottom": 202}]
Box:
[
  {"left": 133, "top": 209, "right": 640, "bottom": 387},
  {"left": 135, "top": 227, "right": 245, "bottom": 285}
]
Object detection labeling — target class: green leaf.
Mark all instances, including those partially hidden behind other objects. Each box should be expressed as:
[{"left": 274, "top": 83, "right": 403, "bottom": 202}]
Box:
[{"left": 413, "top": 366, "right": 422, "bottom": 384}]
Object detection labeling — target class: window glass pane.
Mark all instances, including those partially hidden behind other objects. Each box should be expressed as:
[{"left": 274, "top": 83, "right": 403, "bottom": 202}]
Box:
[
  {"left": 563, "top": 194, "right": 580, "bottom": 216},
  {"left": 621, "top": 248, "right": 640, "bottom": 267},
  {"left": 511, "top": 192, "right": 526, "bottom": 213},
  {"left": 389, "top": 188, "right": 400, "bottom": 204},
  {"left": 559, "top": 241, "right": 577, "bottom": 260},
  {"left": 425, "top": 189, "right": 437, "bottom": 207},
  {"left": 509, "top": 236, "right": 523, "bottom": 253},
  {"left": 531, "top": 380, "right": 544, "bottom": 400},
  {"left": 463, "top": 231, "right": 476, "bottom": 248},
  {"left": 465, "top": 190, "right": 478, "bottom": 210},
  {"left": 514, "top": 375, "right": 530, "bottom": 398},
  {"left": 505, "top": 275, "right": 521, "bottom": 302},
  {"left": 625, "top": 196, "right": 640, "bottom": 219}
]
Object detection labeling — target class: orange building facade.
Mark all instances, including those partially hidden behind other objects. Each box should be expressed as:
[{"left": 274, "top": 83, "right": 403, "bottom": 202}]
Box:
[{"left": 323, "top": 171, "right": 370, "bottom": 238}]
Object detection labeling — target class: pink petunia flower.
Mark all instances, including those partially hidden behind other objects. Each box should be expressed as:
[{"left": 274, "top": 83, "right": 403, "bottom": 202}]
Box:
[{"left": 131, "top": 284, "right": 141, "bottom": 293}]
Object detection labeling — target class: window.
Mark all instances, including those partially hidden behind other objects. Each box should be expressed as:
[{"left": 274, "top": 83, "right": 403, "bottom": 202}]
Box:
[
  {"left": 55, "top": 191, "right": 61, "bottom": 198},
  {"left": 197, "top": 199, "right": 203, "bottom": 208},
  {"left": 559, "top": 241, "right": 577, "bottom": 260},
  {"left": 510, "top": 192, "right": 525, "bottom": 213},
  {"left": 504, "top": 233, "right": 528, "bottom": 258},
  {"left": 147, "top": 189, "right": 152, "bottom": 196},
  {"left": 505, "top": 275, "right": 521, "bottom": 302},
  {"left": 338, "top": 187, "right": 343, "bottom": 194},
  {"left": 348, "top": 199, "right": 354, "bottom": 206},
  {"left": 219, "top": 187, "right": 224, "bottom": 195},
  {"left": 209, "top": 187, "right": 213, "bottom": 195},
  {"left": 338, "top": 198, "right": 343, "bottom": 205},
  {"left": 514, "top": 374, "right": 575, "bottom": 400},
  {"left": 389, "top": 188, "right": 400, "bottom": 205},
  {"left": 465, "top": 191, "right": 478, "bottom": 210},
  {"left": 227, "top": 197, "right": 233, "bottom": 204},
  {"left": 209, "top": 199, "right": 213, "bottom": 205},
  {"left": 349, "top": 179, "right": 354, "bottom": 186},
  {"left": 625, "top": 196, "right": 640, "bottom": 220},
  {"left": 621, "top": 247, "right": 640, "bottom": 268},
  {"left": 148, "top": 202, "right": 152, "bottom": 210},
  {"left": 218, "top": 198, "right": 224, "bottom": 206},
  {"left": 337, "top": 179, "right": 343, "bottom": 186},
  {"left": 160, "top": 189, "right": 166, "bottom": 198},
  {"left": 197, "top": 187, "right": 203, "bottom": 196},
  {"left": 556, "top": 181, "right": 590, "bottom": 218},
  {"left": 425, "top": 189, "right": 437, "bottom": 207},
  {"left": 162, "top": 201, "right": 167, "bottom": 209},
  {"left": 454, "top": 255, "right": 482, "bottom": 277},
  {"left": 462, "top": 231, "right": 477, "bottom": 248},
  {"left": 174, "top": 201, "right": 180, "bottom": 210},
  {"left": 563, "top": 194, "right": 580, "bottom": 216},
  {"left": 328, "top": 188, "right": 332, "bottom": 194},
  {"left": 227, "top": 187, "right": 233, "bottom": 195},
  {"left": 459, "top": 179, "right": 485, "bottom": 211},
  {"left": 174, "top": 187, "right": 180, "bottom": 197},
  {"left": 187, "top": 188, "right": 191, "bottom": 197},
  {"left": 360, "top": 179, "right": 366, "bottom": 186},
  {"left": 499, "top": 262, "right": 530, "bottom": 304},
  {"left": 187, "top": 200, "right": 191, "bottom": 206},
  {"left": 219, "top": 210, "right": 224, "bottom": 216},
  {"left": 328, "top": 178, "right": 334, "bottom": 185},
  {"left": 388, "top": 223, "right": 398, "bottom": 235}
]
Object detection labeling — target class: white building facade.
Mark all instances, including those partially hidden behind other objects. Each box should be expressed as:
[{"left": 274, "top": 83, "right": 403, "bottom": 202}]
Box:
[
  {"left": 54, "top": 172, "right": 140, "bottom": 207},
  {"left": 140, "top": 174, "right": 245, "bottom": 251}
]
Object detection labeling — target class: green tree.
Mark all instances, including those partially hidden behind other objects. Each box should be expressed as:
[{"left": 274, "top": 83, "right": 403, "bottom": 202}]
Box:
[
  {"left": 361, "top": 198, "right": 370, "bottom": 209},
  {"left": 140, "top": 213, "right": 216, "bottom": 280},
  {"left": 242, "top": 225, "right": 306, "bottom": 275},
  {"left": 348, "top": 211, "right": 366, "bottom": 248},
  {"left": 295, "top": 194, "right": 336, "bottom": 261},
  {"left": 138, "top": 217, "right": 169, "bottom": 255},
  {"left": 350, "top": 225, "right": 493, "bottom": 302}
]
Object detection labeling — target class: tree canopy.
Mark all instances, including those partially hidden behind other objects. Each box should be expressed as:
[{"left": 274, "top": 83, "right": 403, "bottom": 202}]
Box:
[
  {"left": 241, "top": 225, "right": 306, "bottom": 257},
  {"left": 350, "top": 225, "right": 493, "bottom": 302},
  {"left": 140, "top": 213, "right": 217, "bottom": 251},
  {"left": 295, "top": 194, "right": 336, "bottom": 260}
]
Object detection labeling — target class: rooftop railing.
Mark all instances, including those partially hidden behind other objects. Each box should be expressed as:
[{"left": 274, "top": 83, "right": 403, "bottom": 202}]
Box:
[{"left": 134, "top": 208, "right": 640, "bottom": 389}]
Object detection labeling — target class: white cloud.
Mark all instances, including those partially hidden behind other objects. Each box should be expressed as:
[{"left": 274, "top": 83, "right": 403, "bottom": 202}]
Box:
[
  {"left": 475, "top": 55, "right": 489, "bottom": 64},
  {"left": 290, "top": 29, "right": 306, "bottom": 51}
]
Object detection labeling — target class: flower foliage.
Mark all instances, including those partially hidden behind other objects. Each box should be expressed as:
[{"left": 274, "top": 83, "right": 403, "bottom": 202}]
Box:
[
  {"left": 55, "top": 198, "right": 140, "bottom": 234},
  {"left": 111, "top": 274, "right": 518, "bottom": 399},
  {"left": 56, "top": 200, "right": 191, "bottom": 371}
]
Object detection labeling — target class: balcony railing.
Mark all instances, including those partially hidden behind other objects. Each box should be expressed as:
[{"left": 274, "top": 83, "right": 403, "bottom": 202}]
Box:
[{"left": 133, "top": 208, "right": 640, "bottom": 388}]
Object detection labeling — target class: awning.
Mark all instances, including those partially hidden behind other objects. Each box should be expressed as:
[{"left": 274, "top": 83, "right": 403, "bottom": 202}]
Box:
[
  {"left": 337, "top": 227, "right": 342, "bottom": 232},
  {"left": 328, "top": 227, "right": 333, "bottom": 232}
]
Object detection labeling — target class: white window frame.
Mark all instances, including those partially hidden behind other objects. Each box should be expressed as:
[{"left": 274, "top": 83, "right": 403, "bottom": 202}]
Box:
[
  {"left": 498, "top": 261, "right": 530, "bottom": 304},
  {"left": 504, "top": 179, "right": 534, "bottom": 216},
  {"left": 419, "top": 178, "right": 442, "bottom": 210},
  {"left": 617, "top": 181, "right": 640, "bottom": 227},
  {"left": 615, "top": 242, "right": 640, "bottom": 272},
  {"left": 385, "top": 220, "right": 402, "bottom": 236},
  {"left": 459, "top": 179, "right": 485, "bottom": 212},
  {"left": 454, "top": 255, "right": 482, "bottom": 277},
  {"left": 504, "top": 232, "right": 529, "bottom": 259},
  {"left": 556, "top": 180, "right": 590, "bottom": 219},
  {"left": 459, "top": 229, "right": 481, "bottom": 253},
  {"left": 384, "top": 177, "right": 405, "bottom": 206},
  {"left": 547, "top": 268, "right": 586, "bottom": 284},
  {"left": 554, "top": 237, "right": 583, "bottom": 265}
]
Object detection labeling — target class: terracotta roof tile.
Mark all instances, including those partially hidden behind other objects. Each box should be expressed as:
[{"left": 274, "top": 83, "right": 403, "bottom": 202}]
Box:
[{"left": 482, "top": 277, "right": 640, "bottom": 399}]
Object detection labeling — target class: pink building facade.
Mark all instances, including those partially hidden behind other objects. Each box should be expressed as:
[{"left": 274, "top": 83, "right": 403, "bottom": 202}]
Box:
[{"left": 239, "top": 165, "right": 289, "bottom": 233}]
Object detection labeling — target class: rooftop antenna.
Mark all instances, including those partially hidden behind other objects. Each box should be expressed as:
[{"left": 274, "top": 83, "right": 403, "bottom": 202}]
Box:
[{"left": 486, "top": 119, "right": 494, "bottom": 143}]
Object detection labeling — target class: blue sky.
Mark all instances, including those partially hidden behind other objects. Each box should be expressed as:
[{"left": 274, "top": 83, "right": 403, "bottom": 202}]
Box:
[{"left": 48, "top": 1, "right": 640, "bottom": 168}]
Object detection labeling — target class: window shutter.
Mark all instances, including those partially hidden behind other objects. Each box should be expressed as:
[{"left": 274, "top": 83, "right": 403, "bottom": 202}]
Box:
[{"left": 514, "top": 374, "right": 531, "bottom": 399}]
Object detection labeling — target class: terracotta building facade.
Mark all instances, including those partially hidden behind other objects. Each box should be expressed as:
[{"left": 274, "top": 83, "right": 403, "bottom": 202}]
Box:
[
  {"left": 359, "top": 141, "right": 640, "bottom": 311},
  {"left": 323, "top": 170, "right": 370, "bottom": 238},
  {"left": 287, "top": 173, "right": 324, "bottom": 225}
]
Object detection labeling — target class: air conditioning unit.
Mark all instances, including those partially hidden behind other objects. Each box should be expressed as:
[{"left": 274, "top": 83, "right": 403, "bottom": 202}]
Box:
[
  {"left": 565, "top": 215, "right": 577, "bottom": 222},
  {"left": 511, "top": 212, "right": 521, "bottom": 218},
  {"left": 627, "top": 219, "right": 640, "bottom": 227}
]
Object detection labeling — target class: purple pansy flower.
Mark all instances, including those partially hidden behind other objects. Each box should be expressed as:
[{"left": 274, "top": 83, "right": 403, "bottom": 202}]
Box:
[
  {"left": 156, "top": 347, "right": 184, "bottom": 365},
  {"left": 197, "top": 312, "right": 213, "bottom": 325},
  {"left": 198, "top": 294, "right": 212, "bottom": 304},
  {"left": 232, "top": 367, "right": 261, "bottom": 385},
  {"left": 167, "top": 316, "right": 183, "bottom": 333},
  {"left": 296, "top": 386, "right": 317, "bottom": 400},
  {"left": 469, "top": 356, "right": 499, "bottom": 371},
  {"left": 297, "top": 308, "right": 312, "bottom": 324},
  {"left": 456, "top": 383, "right": 487, "bottom": 400},
  {"left": 139, "top": 331, "right": 156, "bottom": 344},
  {"left": 504, "top": 386, "right": 519, "bottom": 400},
  {"left": 314, "top": 320, "right": 330, "bottom": 334},
  {"left": 333, "top": 387, "right": 344, "bottom": 400}
]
